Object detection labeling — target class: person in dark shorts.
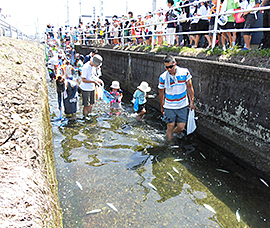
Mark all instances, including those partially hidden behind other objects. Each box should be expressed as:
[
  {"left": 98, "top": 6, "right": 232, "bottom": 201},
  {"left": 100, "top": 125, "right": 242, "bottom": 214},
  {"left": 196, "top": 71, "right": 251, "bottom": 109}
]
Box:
[
  {"left": 158, "top": 55, "right": 195, "bottom": 142},
  {"left": 80, "top": 54, "right": 103, "bottom": 119},
  {"left": 195, "top": 1, "right": 211, "bottom": 48},
  {"left": 242, "top": 0, "right": 260, "bottom": 50},
  {"left": 260, "top": 0, "right": 270, "bottom": 48}
]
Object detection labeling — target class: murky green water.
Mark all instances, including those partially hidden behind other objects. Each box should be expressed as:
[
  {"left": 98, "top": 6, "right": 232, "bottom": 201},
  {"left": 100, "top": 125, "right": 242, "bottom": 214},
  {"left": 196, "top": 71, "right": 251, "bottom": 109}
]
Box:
[{"left": 47, "top": 78, "right": 270, "bottom": 228}]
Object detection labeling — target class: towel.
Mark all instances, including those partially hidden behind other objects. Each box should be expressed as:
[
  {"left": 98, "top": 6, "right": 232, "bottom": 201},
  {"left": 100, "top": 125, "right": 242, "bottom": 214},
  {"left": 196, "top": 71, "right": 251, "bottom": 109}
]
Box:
[{"left": 164, "top": 71, "right": 178, "bottom": 89}]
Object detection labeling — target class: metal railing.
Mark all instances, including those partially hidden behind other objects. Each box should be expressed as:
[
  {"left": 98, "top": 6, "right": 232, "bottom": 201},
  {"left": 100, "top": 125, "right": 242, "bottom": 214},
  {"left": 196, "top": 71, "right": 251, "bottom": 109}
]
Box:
[
  {"left": 78, "top": 0, "right": 270, "bottom": 50},
  {"left": 0, "top": 18, "right": 34, "bottom": 41}
]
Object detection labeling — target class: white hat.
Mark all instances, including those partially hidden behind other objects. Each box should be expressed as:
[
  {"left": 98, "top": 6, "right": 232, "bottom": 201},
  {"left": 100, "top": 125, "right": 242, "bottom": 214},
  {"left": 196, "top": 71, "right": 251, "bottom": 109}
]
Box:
[
  {"left": 92, "top": 54, "right": 103, "bottom": 66},
  {"left": 110, "top": 81, "right": 120, "bottom": 89},
  {"left": 137, "top": 81, "right": 151, "bottom": 92}
]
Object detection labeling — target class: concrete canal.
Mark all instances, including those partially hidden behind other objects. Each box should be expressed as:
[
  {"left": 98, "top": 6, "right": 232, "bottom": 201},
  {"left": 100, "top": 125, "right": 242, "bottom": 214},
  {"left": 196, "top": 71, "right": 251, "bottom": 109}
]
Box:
[{"left": 47, "top": 75, "right": 269, "bottom": 227}]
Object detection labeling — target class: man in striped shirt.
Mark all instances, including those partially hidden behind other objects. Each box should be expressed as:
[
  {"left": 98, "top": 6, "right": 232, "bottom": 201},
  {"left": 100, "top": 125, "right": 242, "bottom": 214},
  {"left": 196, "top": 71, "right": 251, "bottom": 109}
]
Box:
[{"left": 158, "top": 55, "right": 195, "bottom": 141}]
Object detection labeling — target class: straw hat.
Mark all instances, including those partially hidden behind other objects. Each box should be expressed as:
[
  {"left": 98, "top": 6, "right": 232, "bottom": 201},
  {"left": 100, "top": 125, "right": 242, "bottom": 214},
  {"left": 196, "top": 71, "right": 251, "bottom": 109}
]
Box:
[
  {"left": 110, "top": 81, "right": 120, "bottom": 89},
  {"left": 137, "top": 81, "right": 151, "bottom": 92}
]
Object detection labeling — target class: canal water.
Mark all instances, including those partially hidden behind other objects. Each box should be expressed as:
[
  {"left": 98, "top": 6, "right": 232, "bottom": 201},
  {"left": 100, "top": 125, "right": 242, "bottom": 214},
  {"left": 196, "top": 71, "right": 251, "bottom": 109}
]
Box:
[{"left": 47, "top": 78, "right": 269, "bottom": 228}]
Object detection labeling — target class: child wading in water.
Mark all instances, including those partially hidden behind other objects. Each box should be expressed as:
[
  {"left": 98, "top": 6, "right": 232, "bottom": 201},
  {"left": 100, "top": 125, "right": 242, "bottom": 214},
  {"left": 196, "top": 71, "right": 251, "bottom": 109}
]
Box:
[
  {"left": 109, "top": 81, "right": 123, "bottom": 115},
  {"left": 133, "top": 81, "right": 154, "bottom": 120}
]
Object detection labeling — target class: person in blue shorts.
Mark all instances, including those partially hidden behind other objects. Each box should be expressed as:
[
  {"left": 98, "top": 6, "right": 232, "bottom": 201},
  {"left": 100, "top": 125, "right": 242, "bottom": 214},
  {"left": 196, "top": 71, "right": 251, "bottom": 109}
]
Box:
[{"left": 158, "top": 55, "right": 195, "bottom": 142}]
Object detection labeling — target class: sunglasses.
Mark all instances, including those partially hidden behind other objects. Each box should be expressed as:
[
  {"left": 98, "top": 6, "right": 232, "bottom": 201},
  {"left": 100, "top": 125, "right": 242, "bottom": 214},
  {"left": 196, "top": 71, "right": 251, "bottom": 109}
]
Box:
[{"left": 164, "top": 64, "right": 175, "bottom": 69}]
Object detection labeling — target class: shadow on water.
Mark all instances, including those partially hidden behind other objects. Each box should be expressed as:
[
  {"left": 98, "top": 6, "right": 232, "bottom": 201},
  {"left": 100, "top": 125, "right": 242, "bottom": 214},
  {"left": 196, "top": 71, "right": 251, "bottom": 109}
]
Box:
[{"left": 47, "top": 78, "right": 270, "bottom": 228}]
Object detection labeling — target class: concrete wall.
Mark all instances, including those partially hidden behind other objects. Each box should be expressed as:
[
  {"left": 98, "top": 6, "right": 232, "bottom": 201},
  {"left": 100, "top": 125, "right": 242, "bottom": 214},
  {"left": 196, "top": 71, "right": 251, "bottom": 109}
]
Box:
[{"left": 76, "top": 45, "right": 270, "bottom": 177}]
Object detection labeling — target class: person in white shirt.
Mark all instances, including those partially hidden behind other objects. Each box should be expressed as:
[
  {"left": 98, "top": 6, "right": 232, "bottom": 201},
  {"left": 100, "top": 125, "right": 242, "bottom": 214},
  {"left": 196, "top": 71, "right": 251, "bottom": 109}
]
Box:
[
  {"left": 145, "top": 12, "right": 154, "bottom": 45},
  {"left": 194, "top": 1, "right": 211, "bottom": 48},
  {"left": 155, "top": 9, "right": 165, "bottom": 46},
  {"left": 189, "top": 1, "right": 200, "bottom": 47},
  {"left": 165, "top": 0, "right": 178, "bottom": 47},
  {"left": 80, "top": 54, "right": 103, "bottom": 119}
]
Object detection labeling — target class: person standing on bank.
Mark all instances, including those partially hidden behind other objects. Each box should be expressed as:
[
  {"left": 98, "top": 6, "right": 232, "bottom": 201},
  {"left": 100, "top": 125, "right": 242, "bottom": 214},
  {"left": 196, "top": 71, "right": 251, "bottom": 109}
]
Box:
[
  {"left": 158, "top": 55, "right": 195, "bottom": 142},
  {"left": 80, "top": 54, "right": 103, "bottom": 119}
]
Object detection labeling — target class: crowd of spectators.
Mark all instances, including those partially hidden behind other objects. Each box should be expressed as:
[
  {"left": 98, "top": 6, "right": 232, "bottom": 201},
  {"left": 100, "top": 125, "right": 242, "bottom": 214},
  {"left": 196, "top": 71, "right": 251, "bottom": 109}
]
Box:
[{"left": 45, "top": 0, "right": 270, "bottom": 51}]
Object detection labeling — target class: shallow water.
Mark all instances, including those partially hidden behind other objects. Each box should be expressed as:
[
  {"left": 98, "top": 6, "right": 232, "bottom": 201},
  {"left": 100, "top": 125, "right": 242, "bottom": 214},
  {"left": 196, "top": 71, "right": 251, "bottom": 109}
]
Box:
[{"left": 47, "top": 78, "right": 270, "bottom": 228}]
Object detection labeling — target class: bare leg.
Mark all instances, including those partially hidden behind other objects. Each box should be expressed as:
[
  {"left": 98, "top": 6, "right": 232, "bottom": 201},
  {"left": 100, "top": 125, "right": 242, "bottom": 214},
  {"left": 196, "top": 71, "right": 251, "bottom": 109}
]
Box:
[
  {"left": 83, "top": 104, "right": 93, "bottom": 117},
  {"left": 194, "top": 35, "right": 200, "bottom": 47},
  {"left": 204, "top": 35, "right": 211, "bottom": 46},
  {"left": 166, "top": 122, "right": 175, "bottom": 141},
  {"left": 226, "top": 32, "right": 233, "bottom": 47},
  {"left": 221, "top": 33, "right": 227, "bottom": 50},
  {"left": 243, "top": 35, "right": 251, "bottom": 49},
  {"left": 89, "top": 104, "right": 93, "bottom": 113},
  {"left": 190, "top": 35, "right": 196, "bottom": 46},
  {"left": 175, "top": 35, "right": 179, "bottom": 46},
  {"left": 173, "top": 122, "right": 186, "bottom": 134},
  {"left": 138, "top": 109, "right": 146, "bottom": 120},
  {"left": 83, "top": 106, "right": 90, "bottom": 117}
]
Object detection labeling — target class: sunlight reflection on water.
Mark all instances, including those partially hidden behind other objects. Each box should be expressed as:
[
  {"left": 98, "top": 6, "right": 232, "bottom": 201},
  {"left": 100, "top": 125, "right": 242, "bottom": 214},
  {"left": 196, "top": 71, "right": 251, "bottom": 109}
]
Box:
[{"left": 47, "top": 78, "right": 270, "bottom": 228}]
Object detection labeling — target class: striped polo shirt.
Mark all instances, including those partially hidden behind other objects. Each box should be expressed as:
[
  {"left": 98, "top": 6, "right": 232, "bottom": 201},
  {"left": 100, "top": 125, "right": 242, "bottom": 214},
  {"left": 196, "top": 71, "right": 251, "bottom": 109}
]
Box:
[{"left": 158, "top": 66, "right": 192, "bottom": 109}]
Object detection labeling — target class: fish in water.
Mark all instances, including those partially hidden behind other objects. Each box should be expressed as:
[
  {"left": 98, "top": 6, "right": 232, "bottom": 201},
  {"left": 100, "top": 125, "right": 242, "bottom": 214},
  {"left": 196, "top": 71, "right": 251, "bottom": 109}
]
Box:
[
  {"left": 148, "top": 182, "right": 157, "bottom": 191},
  {"left": 75, "top": 181, "right": 83, "bottom": 190},
  {"left": 172, "top": 166, "right": 179, "bottom": 174},
  {"left": 167, "top": 172, "right": 175, "bottom": 181},
  {"left": 106, "top": 203, "right": 118, "bottom": 212},
  {"left": 203, "top": 204, "right": 216, "bottom": 214},
  {"left": 96, "top": 142, "right": 102, "bottom": 147},
  {"left": 200, "top": 152, "right": 206, "bottom": 159},
  {"left": 79, "top": 132, "right": 87, "bottom": 137},
  {"left": 236, "top": 209, "right": 240, "bottom": 222},
  {"left": 170, "top": 145, "right": 179, "bottom": 149},
  {"left": 86, "top": 209, "right": 102, "bottom": 214},
  {"left": 259, "top": 178, "right": 269, "bottom": 187},
  {"left": 174, "top": 158, "right": 183, "bottom": 162},
  {"left": 216, "top": 169, "right": 229, "bottom": 173}
]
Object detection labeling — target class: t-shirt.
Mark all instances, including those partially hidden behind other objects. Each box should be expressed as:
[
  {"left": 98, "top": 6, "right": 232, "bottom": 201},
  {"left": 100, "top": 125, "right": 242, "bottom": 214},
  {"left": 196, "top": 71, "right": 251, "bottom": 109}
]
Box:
[
  {"left": 145, "top": 17, "right": 155, "bottom": 32},
  {"left": 226, "top": 0, "right": 239, "bottom": 22},
  {"left": 190, "top": 5, "right": 199, "bottom": 24},
  {"left": 133, "top": 89, "right": 147, "bottom": 105},
  {"left": 158, "top": 66, "right": 192, "bottom": 109},
  {"left": 239, "top": 0, "right": 248, "bottom": 10},
  {"left": 80, "top": 62, "right": 98, "bottom": 91},
  {"left": 47, "top": 56, "right": 58, "bottom": 70},
  {"left": 166, "top": 8, "right": 178, "bottom": 27},
  {"left": 156, "top": 15, "right": 165, "bottom": 32},
  {"left": 247, "top": 0, "right": 260, "bottom": 15},
  {"left": 197, "top": 5, "right": 210, "bottom": 20},
  {"left": 65, "top": 65, "right": 73, "bottom": 77}
]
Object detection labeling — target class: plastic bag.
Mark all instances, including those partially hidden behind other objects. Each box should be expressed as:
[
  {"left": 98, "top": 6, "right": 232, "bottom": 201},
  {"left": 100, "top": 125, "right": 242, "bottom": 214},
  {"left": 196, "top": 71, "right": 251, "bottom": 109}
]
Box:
[
  {"left": 103, "top": 89, "right": 114, "bottom": 103},
  {"left": 96, "top": 86, "right": 103, "bottom": 100},
  {"left": 187, "top": 108, "right": 197, "bottom": 135},
  {"left": 134, "top": 97, "right": 139, "bottom": 112}
]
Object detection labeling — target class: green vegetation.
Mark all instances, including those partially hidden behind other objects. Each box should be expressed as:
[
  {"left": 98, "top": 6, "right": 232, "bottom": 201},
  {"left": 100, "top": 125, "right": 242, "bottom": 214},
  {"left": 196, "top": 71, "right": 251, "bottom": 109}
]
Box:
[
  {"left": 154, "top": 44, "right": 270, "bottom": 57},
  {"left": 202, "top": 45, "right": 270, "bottom": 58},
  {"left": 99, "top": 41, "right": 270, "bottom": 67}
]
